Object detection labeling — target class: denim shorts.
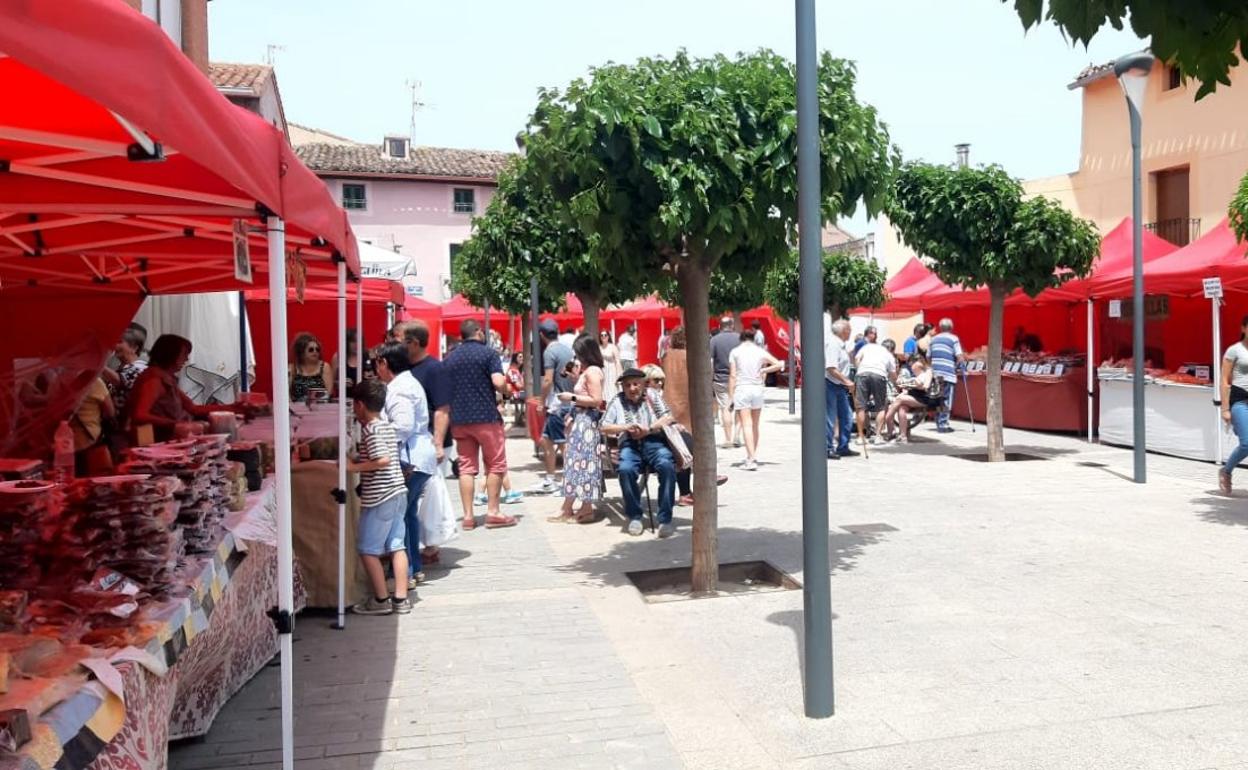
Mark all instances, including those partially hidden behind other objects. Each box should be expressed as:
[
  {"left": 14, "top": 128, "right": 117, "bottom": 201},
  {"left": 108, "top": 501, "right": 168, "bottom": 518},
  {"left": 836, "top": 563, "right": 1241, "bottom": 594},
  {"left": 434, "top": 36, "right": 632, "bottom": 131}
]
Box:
[
  {"left": 542, "top": 404, "right": 571, "bottom": 444},
  {"left": 357, "top": 493, "right": 407, "bottom": 556}
]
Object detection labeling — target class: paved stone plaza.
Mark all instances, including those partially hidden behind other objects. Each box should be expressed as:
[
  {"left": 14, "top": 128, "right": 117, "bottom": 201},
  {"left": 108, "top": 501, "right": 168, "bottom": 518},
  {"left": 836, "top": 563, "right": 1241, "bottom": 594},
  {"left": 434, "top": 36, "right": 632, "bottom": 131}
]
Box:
[{"left": 171, "top": 390, "right": 1248, "bottom": 769}]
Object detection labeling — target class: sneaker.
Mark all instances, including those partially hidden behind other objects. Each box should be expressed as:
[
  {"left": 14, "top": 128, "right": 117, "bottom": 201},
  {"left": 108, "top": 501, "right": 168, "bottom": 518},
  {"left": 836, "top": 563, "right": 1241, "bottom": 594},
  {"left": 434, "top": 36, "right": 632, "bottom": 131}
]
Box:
[
  {"left": 826, "top": 451, "right": 841, "bottom": 460},
  {"left": 838, "top": 448, "right": 860, "bottom": 458},
  {"left": 407, "top": 573, "right": 425, "bottom": 590},
  {"left": 868, "top": 435, "right": 878, "bottom": 445},
  {"left": 937, "top": 426, "right": 954, "bottom": 434},
  {"left": 351, "top": 596, "right": 392, "bottom": 616},
  {"left": 529, "top": 477, "right": 558, "bottom": 494},
  {"left": 627, "top": 519, "right": 644, "bottom": 536},
  {"left": 742, "top": 459, "right": 758, "bottom": 471},
  {"left": 716, "top": 475, "right": 728, "bottom": 486},
  {"left": 473, "top": 492, "right": 488, "bottom": 505},
  {"left": 503, "top": 490, "right": 524, "bottom": 504},
  {"left": 657, "top": 522, "right": 675, "bottom": 539},
  {"left": 1219, "top": 469, "right": 1233, "bottom": 495},
  {"left": 391, "top": 597, "right": 413, "bottom": 614}
]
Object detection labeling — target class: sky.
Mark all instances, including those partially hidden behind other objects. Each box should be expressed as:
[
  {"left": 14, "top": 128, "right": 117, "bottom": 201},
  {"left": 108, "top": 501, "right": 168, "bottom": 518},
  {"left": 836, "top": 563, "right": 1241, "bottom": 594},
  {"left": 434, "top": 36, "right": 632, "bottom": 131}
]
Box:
[{"left": 208, "top": 0, "right": 1146, "bottom": 234}]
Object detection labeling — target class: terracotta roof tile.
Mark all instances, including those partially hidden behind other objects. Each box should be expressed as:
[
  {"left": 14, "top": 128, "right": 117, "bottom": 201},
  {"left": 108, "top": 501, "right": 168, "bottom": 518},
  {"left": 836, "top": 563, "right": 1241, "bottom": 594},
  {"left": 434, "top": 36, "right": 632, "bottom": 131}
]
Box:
[
  {"left": 208, "top": 62, "right": 272, "bottom": 93},
  {"left": 294, "top": 142, "right": 514, "bottom": 181}
]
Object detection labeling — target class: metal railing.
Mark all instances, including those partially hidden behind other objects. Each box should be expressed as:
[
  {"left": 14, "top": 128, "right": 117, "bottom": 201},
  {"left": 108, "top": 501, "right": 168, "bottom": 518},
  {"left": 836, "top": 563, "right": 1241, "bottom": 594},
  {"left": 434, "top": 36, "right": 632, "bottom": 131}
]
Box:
[{"left": 1145, "top": 217, "right": 1200, "bottom": 247}]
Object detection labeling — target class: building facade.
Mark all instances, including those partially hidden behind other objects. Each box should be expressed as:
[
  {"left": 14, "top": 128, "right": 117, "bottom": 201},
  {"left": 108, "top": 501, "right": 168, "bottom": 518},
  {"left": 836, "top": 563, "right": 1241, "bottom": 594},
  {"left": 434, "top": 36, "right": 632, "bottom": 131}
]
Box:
[
  {"left": 878, "top": 57, "right": 1248, "bottom": 280},
  {"left": 293, "top": 134, "right": 512, "bottom": 300}
]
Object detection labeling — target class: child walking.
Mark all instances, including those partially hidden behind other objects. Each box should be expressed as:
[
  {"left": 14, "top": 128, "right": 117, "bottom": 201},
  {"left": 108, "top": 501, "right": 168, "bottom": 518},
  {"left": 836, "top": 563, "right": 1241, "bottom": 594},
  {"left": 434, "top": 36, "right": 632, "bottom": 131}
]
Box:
[{"left": 348, "top": 379, "right": 412, "bottom": 615}]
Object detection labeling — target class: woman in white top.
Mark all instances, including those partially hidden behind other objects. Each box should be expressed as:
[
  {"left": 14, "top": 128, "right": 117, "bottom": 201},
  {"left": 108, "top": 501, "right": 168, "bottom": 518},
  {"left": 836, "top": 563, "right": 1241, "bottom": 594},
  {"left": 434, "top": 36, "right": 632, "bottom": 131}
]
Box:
[
  {"left": 728, "top": 330, "right": 783, "bottom": 470},
  {"left": 599, "top": 330, "right": 621, "bottom": 395},
  {"left": 1219, "top": 314, "right": 1248, "bottom": 494}
]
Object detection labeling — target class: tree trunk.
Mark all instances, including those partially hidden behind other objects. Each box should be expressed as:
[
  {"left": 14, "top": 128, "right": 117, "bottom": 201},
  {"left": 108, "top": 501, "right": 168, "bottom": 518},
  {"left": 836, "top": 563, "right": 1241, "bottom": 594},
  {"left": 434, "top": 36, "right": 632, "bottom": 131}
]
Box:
[
  {"left": 678, "top": 261, "right": 718, "bottom": 594},
  {"left": 575, "top": 290, "right": 601, "bottom": 338},
  {"left": 986, "top": 282, "right": 1007, "bottom": 462},
  {"left": 521, "top": 315, "right": 535, "bottom": 397}
]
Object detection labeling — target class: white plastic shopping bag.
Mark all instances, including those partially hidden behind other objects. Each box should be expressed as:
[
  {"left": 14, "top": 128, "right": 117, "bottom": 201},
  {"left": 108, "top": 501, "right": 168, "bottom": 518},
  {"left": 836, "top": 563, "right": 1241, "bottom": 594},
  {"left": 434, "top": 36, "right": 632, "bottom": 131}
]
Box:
[{"left": 420, "top": 471, "right": 459, "bottom": 547}]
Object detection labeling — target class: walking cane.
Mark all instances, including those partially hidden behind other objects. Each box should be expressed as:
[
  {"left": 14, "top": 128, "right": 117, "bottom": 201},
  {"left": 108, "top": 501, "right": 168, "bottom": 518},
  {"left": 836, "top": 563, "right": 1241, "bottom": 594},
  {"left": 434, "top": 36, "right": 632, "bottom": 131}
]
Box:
[{"left": 961, "top": 369, "right": 976, "bottom": 432}]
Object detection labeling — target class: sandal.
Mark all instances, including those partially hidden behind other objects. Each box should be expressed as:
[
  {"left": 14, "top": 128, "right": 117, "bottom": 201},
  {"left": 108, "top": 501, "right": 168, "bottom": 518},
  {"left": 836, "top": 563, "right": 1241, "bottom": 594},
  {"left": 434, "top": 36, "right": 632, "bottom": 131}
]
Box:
[
  {"left": 546, "top": 513, "right": 575, "bottom": 524},
  {"left": 462, "top": 516, "right": 476, "bottom": 531},
  {"left": 484, "top": 514, "right": 518, "bottom": 529},
  {"left": 574, "top": 507, "right": 596, "bottom": 524},
  {"left": 677, "top": 494, "right": 695, "bottom": 507}
]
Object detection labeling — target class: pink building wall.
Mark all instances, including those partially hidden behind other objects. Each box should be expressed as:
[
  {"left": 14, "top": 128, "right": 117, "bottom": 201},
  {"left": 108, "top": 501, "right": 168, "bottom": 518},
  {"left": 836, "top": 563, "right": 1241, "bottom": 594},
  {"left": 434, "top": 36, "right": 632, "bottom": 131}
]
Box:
[{"left": 322, "top": 177, "right": 496, "bottom": 302}]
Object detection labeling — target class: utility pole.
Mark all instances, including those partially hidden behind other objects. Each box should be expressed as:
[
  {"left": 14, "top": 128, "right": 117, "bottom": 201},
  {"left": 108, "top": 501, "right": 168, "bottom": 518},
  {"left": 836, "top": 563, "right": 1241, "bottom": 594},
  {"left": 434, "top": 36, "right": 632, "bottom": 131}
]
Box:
[{"left": 405, "top": 79, "right": 426, "bottom": 142}]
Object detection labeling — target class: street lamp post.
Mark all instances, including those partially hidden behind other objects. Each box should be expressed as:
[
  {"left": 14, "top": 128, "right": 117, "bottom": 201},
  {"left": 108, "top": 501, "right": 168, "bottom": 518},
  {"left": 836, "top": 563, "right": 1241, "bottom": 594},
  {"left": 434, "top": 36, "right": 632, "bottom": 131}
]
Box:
[
  {"left": 1113, "top": 51, "right": 1155, "bottom": 484},
  {"left": 795, "top": 0, "right": 833, "bottom": 718}
]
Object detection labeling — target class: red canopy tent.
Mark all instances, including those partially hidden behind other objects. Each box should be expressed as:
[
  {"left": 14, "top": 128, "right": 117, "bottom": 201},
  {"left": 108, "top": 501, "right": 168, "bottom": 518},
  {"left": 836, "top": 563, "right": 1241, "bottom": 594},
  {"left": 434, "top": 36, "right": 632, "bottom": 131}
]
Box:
[
  {"left": 440, "top": 294, "right": 512, "bottom": 341},
  {"left": 0, "top": 1, "right": 363, "bottom": 761},
  {"left": 601, "top": 295, "right": 682, "bottom": 366},
  {"left": 1089, "top": 219, "right": 1248, "bottom": 298},
  {"left": 245, "top": 279, "right": 401, "bottom": 395}
]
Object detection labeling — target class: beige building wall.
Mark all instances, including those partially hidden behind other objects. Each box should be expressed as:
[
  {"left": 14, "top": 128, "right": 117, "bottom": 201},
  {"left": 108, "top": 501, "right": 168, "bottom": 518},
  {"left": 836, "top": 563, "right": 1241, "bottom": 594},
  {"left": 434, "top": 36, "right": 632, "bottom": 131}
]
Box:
[{"left": 1031, "top": 60, "right": 1248, "bottom": 237}]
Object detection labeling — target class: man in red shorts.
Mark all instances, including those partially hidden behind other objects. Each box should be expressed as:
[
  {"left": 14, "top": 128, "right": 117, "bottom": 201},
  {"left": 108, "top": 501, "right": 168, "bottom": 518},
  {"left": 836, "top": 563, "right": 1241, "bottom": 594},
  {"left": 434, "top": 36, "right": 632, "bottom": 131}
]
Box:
[{"left": 443, "top": 320, "right": 516, "bottom": 530}]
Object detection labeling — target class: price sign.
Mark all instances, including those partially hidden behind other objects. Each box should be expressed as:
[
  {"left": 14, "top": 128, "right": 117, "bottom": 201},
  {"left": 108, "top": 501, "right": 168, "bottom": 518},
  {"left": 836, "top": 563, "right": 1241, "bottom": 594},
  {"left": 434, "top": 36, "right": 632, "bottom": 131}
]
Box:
[
  {"left": 1203, "top": 277, "right": 1223, "bottom": 299},
  {"left": 1108, "top": 300, "right": 1122, "bottom": 319}
]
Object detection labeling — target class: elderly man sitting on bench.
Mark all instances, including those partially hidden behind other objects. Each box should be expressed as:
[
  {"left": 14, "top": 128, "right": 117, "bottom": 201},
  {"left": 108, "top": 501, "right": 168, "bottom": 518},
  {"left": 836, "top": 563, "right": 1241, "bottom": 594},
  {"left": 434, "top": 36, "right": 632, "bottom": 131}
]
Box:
[{"left": 602, "top": 368, "right": 677, "bottom": 539}]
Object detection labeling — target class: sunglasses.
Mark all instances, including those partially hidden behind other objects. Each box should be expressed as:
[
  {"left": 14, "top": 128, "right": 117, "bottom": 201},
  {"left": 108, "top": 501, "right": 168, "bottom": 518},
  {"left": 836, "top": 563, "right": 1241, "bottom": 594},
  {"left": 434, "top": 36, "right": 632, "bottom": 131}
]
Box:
[{"left": 307, "top": 346, "right": 320, "bottom": 352}]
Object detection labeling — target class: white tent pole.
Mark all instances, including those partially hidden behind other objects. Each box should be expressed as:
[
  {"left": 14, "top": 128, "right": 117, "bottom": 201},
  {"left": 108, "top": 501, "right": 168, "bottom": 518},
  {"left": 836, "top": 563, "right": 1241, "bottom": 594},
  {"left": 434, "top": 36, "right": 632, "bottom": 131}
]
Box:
[
  {"left": 265, "top": 217, "right": 295, "bottom": 770},
  {"left": 335, "top": 259, "right": 348, "bottom": 630},
  {"left": 1213, "top": 295, "right": 1224, "bottom": 463},
  {"left": 1087, "top": 299, "right": 1095, "bottom": 443},
  {"left": 355, "top": 280, "right": 364, "bottom": 384}
]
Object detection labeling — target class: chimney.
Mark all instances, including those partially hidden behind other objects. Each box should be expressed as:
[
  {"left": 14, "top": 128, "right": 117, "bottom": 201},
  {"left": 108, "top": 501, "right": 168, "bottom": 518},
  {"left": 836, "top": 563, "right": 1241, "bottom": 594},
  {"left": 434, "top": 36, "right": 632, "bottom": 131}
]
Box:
[
  {"left": 181, "top": 0, "right": 209, "bottom": 73},
  {"left": 955, "top": 143, "right": 970, "bottom": 168}
]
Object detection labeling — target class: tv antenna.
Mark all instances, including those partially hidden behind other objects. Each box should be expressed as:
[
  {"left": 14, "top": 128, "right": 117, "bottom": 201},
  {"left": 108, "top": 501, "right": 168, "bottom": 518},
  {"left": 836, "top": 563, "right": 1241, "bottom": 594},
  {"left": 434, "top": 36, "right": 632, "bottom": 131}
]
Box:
[
  {"left": 265, "top": 44, "right": 286, "bottom": 66},
  {"left": 405, "top": 79, "right": 427, "bottom": 141}
]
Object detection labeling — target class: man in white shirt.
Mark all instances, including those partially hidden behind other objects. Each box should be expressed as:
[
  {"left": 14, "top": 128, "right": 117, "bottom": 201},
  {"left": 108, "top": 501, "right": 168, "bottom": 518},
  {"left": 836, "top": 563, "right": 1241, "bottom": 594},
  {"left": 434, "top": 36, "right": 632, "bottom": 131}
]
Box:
[
  {"left": 374, "top": 341, "right": 437, "bottom": 587},
  {"left": 824, "top": 320, "right": 856, "bottom": 459},
  {"left": 617, "top": 325, "right": 638, "bottom": 371},
  {"left": 853, "top": 326, "right": 897, "bottom": 444}
]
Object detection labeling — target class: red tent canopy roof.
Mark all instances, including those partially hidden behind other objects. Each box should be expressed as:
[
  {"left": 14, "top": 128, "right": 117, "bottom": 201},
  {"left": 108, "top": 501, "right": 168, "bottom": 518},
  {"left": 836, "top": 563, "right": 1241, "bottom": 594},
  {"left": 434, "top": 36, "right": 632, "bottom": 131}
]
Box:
[
  {"left": 1090, "top": 219, "right": 1248, "bottom": 297},
  {"left": 441, "top": 294, "right": 513, "bottom": 321},
  {"left": 246, "top": 277, "right": 402, "bottom": 305},
  {"left": 0, "top": 0, "right": 358, "bottom": 295},
  {"left": 603, "top": 295, "right": 681, "bottom": 321}
]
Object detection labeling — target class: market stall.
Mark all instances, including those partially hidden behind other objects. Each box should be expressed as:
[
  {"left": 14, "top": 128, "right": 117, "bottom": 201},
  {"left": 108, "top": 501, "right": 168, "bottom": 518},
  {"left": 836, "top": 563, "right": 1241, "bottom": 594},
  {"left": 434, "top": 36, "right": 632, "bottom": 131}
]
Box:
[
  {"left": 602, "top": 295, "right": 682, "bottom": 366},
  {"left": 952, "top": 357, "right": 1091, "bottom": 434},
  {"left": 0, "top": 3, "right": 361, "bottom": 768}
]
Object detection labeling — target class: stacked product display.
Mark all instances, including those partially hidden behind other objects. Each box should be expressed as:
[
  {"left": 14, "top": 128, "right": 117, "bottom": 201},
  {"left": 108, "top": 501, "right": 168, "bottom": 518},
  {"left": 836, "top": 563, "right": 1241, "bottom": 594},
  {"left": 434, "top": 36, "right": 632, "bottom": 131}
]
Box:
[{"left": 120, "top": 435, "right": 233, "bottom": 557}]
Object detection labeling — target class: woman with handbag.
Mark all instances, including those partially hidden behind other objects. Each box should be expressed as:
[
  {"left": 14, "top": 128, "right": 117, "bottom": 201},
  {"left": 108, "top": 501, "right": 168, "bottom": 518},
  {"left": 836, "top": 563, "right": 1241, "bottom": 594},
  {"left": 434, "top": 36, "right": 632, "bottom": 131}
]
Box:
[{"left": 549, "top": 334, "right": 605, "bottom": 524}]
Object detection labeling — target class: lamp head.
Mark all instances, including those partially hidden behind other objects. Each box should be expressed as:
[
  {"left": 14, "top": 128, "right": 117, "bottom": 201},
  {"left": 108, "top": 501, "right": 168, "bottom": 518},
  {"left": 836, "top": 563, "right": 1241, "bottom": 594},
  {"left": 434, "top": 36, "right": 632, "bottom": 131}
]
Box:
[{"left": 1113, "top": 51, "right": 1155, "bottom": 112}]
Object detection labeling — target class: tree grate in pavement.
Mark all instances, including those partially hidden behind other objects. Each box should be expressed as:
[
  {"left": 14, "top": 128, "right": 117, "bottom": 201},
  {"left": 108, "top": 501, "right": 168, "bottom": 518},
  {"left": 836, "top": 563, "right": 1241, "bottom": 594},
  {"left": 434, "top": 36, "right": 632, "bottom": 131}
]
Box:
[
  {"left": 955, "top": 452, "right": 1050, "bottom": 462},
  {"left": 626, "top": 560, "right": 801, "bottom": 603}
]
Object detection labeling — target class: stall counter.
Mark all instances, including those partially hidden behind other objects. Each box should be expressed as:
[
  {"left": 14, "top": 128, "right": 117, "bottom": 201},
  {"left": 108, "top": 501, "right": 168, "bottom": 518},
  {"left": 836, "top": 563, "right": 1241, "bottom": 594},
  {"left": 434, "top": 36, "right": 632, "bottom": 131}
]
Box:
[
  {"left": 952, "top": 366, "right": 1090, "bottom": 434},
  {"left": 1098, "top": 376, "right": 1235, "bottom": 463}
]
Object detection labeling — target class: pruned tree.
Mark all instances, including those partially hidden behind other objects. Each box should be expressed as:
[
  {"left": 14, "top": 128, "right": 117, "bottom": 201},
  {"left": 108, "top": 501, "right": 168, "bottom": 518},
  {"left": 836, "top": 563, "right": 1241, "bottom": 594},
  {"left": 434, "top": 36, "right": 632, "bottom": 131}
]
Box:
[
  {"left": 1232, "top": 176, "right": 1248, "bottom": 243},
  {"left": 523, "top": 49, "right": 896, "bottom": 592},
  {"left": 763, "top": 248, "right": 887, "bottom": 322},
  {"left": 888, "top": 162, "right": 1099, "bottom": 461},
  {"left": 1007, "top": 0, "right": 1248, "bottom": 98},
  {"left": 655, "top": 268, "right": 767, "bottom": 323}
]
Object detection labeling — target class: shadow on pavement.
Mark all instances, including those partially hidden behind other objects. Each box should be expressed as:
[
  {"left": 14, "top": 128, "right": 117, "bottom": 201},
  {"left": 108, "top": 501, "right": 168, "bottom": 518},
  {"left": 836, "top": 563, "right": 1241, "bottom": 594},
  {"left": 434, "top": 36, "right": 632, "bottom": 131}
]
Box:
[
  {"left": 766, "top": 608, "right": 841, "bottom": 685},
  {"left": 1192, "top": 493, "right": 1248, "bottom": 528},
  {"left": 556, "top": 525, "right": 885, "bottom": 590}
]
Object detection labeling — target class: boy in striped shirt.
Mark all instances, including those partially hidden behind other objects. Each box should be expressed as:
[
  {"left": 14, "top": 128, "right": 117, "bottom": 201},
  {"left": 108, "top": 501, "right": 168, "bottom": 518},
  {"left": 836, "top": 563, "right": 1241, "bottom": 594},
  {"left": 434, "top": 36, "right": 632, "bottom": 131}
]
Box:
[{"left": 348, "top": 379, "right": 412, "bottom": 615}]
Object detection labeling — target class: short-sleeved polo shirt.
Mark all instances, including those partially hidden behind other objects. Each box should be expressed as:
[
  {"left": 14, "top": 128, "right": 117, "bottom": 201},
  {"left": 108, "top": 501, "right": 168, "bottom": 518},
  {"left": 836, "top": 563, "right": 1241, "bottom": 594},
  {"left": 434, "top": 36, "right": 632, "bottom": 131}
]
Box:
[{"left": 443, "top": 339, "right": 504, "bottom": 426}]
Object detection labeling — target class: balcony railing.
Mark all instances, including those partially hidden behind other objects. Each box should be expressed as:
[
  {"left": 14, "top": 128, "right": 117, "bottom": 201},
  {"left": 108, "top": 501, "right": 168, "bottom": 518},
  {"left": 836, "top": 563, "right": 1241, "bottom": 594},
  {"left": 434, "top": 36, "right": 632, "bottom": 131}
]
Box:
[{"left": 1145, "top": 217, "right": 1201, "bottom": 247}]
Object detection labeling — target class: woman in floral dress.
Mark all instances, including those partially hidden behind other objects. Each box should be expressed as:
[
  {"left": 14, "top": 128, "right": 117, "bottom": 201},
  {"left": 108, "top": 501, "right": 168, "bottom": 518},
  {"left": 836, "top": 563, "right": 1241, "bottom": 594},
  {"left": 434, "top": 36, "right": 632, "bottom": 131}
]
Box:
[
  {"left": 599, "top": 330, "right": 621, "bottom": 396},
  {"left": 550, "top": 333, "right": 605, "bottom": 524}
]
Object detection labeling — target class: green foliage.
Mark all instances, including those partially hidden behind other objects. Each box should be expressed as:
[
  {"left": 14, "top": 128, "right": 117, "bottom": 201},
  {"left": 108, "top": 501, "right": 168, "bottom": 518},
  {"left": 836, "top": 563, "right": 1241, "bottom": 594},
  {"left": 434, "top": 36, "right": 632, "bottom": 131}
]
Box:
[
  {"left": 522, "top": 49, "right": 898, "bottom": 279},
  {"left": 455, "top": 158, "right": 642, "bottom": 315},
  {"left": 1231, "top": 175, "right": 1248, "bottom": 243},
  {"left": 1007, "top": 0, "right": 1248, "bottom": 99},
  {"left": 656, "top": 269, "right": 766, "bottom": 315},
  {"left": 887, "top": 162, "right": 1098, "bottom": 294},
  {"left": 762, "top": 249, "right": 887, "bottom": 321}
]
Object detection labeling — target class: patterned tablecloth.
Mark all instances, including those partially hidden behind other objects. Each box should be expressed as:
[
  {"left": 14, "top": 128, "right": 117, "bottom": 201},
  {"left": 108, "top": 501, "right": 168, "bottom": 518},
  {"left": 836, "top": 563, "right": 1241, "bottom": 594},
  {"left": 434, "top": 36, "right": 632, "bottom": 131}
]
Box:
[
  {"left": 2, "top": 480, "right": 302, "bottom": 770},
  {"left": 238, "top": 402, "right": 342, "bottom": 443}
]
